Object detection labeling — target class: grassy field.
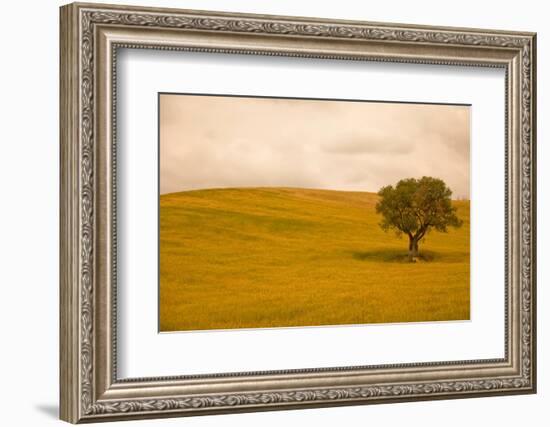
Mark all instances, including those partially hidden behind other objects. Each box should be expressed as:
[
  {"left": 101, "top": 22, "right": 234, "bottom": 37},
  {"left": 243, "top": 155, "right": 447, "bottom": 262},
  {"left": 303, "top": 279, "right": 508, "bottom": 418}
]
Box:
[{"left": 159, "top": 187, "right": 470, "bottom": 332}]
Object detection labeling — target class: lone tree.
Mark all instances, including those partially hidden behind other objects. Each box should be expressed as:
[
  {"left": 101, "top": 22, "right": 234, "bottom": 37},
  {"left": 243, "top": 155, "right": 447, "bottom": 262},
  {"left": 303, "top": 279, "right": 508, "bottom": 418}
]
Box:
[{"left": 375, "top": 177, "right": 463, "bottom": 261}]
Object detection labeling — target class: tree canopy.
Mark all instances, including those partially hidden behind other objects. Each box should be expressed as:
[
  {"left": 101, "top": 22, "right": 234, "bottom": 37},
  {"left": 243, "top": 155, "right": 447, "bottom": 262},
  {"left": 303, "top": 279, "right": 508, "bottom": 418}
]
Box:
[{"left": 375, "top": 177, "right": 463, "bottom": 261}]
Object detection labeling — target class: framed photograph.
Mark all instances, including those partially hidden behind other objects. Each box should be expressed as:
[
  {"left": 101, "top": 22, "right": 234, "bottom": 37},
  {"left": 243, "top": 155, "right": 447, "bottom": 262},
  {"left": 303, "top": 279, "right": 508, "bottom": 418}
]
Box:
[{"left": 60, "top": 2, "right": 537, "bottom": 423}]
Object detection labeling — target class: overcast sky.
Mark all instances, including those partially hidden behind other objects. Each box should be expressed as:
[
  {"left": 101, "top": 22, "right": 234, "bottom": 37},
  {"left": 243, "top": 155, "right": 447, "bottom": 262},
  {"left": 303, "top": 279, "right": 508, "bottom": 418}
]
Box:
[{"left": 160, "top": 94, "right": 470, "bottom": 198}]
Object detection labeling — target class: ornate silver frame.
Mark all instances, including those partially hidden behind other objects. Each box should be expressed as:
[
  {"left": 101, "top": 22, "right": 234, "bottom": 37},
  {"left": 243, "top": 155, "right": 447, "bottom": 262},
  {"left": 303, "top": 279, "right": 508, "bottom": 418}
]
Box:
[{"left": 60, "top": 2, "right": 537, "bottom": 423}]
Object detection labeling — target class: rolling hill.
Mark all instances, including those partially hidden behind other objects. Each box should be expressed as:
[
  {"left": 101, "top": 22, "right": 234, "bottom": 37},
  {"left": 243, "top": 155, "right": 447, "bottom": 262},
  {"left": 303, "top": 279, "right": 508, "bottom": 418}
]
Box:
[{"left": 159, "top": 187, "right": 470, "bottom": 331}]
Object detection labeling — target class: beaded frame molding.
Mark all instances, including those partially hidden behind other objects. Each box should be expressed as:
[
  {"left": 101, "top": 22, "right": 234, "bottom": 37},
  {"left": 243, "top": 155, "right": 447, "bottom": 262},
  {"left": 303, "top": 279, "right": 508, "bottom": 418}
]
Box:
[{"left": 60, "top": 2, "right": 536, "bottom": 423}]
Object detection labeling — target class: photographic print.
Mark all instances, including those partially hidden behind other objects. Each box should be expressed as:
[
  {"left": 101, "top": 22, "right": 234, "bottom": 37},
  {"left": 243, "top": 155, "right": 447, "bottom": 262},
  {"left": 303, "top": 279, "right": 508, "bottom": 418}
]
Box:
[
  {"left": 60, "top": 6, "right": 536, "bottom": 419},
  {"left": 159, "top": 93, "right": 470, "bottom": 332}
]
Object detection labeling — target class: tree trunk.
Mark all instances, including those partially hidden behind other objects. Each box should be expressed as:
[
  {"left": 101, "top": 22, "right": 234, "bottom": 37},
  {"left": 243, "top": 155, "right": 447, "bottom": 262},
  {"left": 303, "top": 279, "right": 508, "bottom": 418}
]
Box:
[{"left": 408, "top": 236, "right": 419, "bottom": 262}]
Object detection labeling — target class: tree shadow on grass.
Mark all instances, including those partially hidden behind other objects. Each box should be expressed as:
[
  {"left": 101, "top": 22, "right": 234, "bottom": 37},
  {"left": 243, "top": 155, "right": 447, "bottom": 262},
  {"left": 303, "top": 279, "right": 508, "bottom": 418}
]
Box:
[{"left": 351, "top": 249, "right": 467, "bottom": 263}]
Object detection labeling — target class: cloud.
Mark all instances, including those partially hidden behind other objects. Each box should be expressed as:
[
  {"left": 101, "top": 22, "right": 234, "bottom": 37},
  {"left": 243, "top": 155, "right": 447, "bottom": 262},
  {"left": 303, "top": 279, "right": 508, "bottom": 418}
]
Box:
[
  {"left": 160, "top": 95, "right": 470, "bottom": 198},
  {"left": 322, "top": 136, "right": 415, "bottom": 155}
]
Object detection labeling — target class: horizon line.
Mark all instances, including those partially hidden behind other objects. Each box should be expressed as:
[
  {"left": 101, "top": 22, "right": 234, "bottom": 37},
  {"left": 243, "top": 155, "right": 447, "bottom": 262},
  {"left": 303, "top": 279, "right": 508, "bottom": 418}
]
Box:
[{"left": 160, "top": 185, "right": 471, "bottom": 201}]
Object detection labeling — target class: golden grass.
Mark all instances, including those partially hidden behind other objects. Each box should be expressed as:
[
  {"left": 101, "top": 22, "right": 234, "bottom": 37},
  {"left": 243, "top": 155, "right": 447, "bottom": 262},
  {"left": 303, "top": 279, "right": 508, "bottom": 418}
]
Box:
[{"left": 159, "top": 187, "right": 470, "bottom": 331}]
